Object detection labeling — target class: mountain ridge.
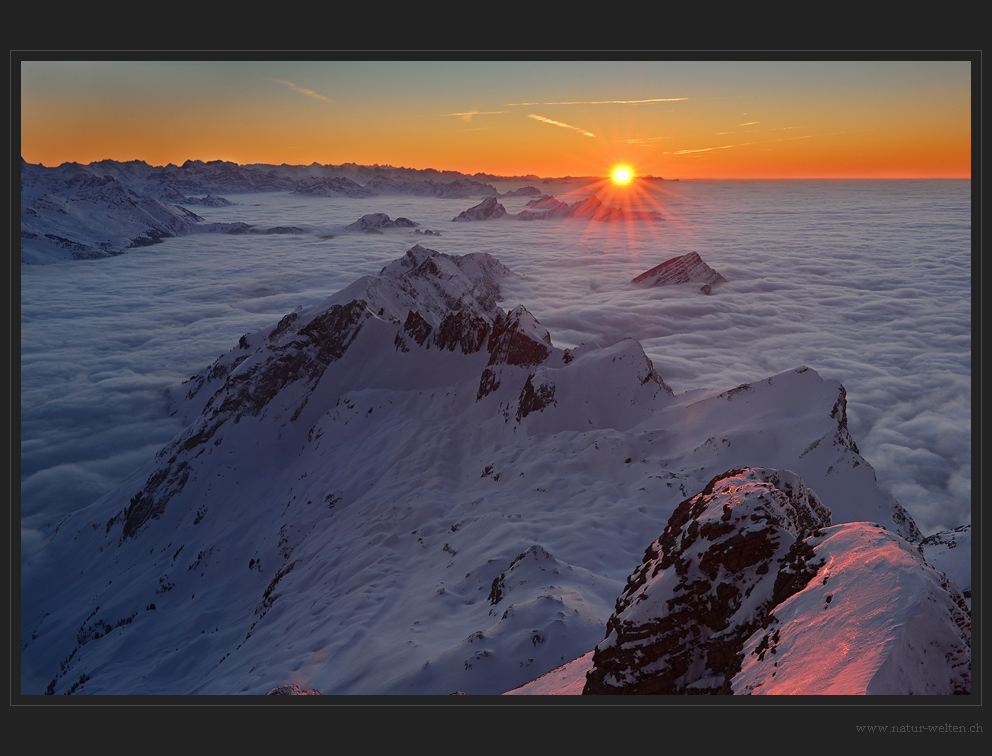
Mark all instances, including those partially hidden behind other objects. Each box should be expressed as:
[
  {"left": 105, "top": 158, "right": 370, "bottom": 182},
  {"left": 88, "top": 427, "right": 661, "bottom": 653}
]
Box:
[
  {"left": 20, "top": 245, "right": 954, "bottom": 697},
  {"left": 20, "top": 158, "right": 571, "bottom": 264}
]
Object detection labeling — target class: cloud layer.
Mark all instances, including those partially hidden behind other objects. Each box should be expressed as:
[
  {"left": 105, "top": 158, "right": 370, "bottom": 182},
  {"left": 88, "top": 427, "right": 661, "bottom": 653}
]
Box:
[{"left": 19, "top": 179, "right": 971, "bottom": 561}]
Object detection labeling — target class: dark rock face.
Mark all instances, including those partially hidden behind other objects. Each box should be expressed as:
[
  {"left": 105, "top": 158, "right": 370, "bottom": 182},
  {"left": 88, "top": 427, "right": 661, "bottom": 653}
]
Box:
[
  {"left": 516, "top": 374, "right": 557, "bottom": 422},
  {"left": 485, "top": 307, "right": 552, "bottom": 368},
  {"left": 487, "top": 545, "right": 560, "bottom": 610},
  {"left": 266, "top": 683, "right": 321, "bottom": 695},
  {"left": 403, "top": 310, "right": 434, "bottom": 346},
  {"left": 583, "top": 467, "right": 831, "bottom": 694},
  {"left": 120, "top": 462, "right": 192, "bottom": 541},
  {"left": 218, "top": 300, "right": 369, "bottom": 420},
  {"left": 477, "top": 306, "right": 553, "bottom": 401},
  {"left": 435, "top": 311, "right": 491, "bottom": 354},
  {"left": 121, "top": 299, "right": 370, "bottom": 541},
  {"left": 632, "top": 251, "right": 726, "bottom": 289}
]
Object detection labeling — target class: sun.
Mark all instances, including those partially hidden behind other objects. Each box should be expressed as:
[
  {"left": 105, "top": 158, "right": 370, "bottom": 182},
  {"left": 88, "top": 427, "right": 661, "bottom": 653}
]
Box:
[{"left": 611, "top": 165, "right": 633, "bottom": 185}]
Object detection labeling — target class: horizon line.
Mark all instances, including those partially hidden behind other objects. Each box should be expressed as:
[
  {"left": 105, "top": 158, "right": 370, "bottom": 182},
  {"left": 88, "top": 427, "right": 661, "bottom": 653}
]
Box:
[{"left": 19, "top": 156, "right": 971, "bottom": 183}]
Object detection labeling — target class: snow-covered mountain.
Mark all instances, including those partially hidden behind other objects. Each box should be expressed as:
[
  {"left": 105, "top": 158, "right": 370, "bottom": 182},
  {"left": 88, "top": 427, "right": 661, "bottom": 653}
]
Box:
[
  {"left": 18, "top": 159, "right": 518, "bottom": 263},
  {"left": 21, "top": 243, "right": 964, "bottom": 697},
  {"left": 20, "top": 168, "right": 203, "bottom": 263},
  {"left": 363, "top": 175, "right": 497, "bottom": 198},
  {"left": 292, "top": 175, "right": 377, "bottom": 198},
  {"left": 507, "top": 470, "right": 971, "bottom": 696}
]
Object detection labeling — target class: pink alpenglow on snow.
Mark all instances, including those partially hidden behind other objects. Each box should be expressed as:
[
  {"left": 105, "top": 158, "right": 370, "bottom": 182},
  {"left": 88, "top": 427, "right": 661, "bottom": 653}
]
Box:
[{"left": 576, "top": 468, "right": 970, "bottom": 695}]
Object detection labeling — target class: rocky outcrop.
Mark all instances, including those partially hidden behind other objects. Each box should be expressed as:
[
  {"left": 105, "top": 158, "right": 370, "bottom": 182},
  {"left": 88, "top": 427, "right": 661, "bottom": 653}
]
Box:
[
  {"left": 632, "top": 251, "right": 727, "bottom": 289},
  {"left": 452, "top": 195, "right": 508, "bottom": 221},
  {"left": 266, "top": 683, "right": 321, "bottom": 695},
  {"left": 476, "top": 306, "right": 553, "bottom": 402},
  {"left": 513, "top": 197, "right": 573, "bottom": 221},
  {"left": 344, "top": 213, "right": 419, "bottom": 233},
  {"left": 921, "top": 524, "right": 972, "bottom": 604},
  {"left": 582, "top": 467, "right": 970, "bottom": 695},
  {"left": 584, "top": 467, "right": 831, "bottom": 694},
  {"left": 453, "top": 194, "right": 663, "bottom": 223}
]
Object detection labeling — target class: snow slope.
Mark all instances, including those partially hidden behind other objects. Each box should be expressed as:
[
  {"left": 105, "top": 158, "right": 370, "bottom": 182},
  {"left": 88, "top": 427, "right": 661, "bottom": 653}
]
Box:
[{"left": 20, "top": 169, "right": 202, "bottom": 263}]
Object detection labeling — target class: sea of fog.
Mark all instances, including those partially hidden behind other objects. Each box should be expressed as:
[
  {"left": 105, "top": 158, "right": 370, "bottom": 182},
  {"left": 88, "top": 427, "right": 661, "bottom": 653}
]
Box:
[{"left": 19, "top": 179, "right": 972, "bottom": 560}]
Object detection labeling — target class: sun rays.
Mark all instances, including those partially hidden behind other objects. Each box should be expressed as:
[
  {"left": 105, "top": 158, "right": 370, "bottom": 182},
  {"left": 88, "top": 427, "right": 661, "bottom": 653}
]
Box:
[{"left": 611, "top": 165, "right": 633, "bottom": 185}]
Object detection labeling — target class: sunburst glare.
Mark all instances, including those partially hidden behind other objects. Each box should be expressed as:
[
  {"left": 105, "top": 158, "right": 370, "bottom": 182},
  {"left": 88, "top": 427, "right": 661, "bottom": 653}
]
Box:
[{"left": 611, "top": 165, "right": 633, "bottom": 185}]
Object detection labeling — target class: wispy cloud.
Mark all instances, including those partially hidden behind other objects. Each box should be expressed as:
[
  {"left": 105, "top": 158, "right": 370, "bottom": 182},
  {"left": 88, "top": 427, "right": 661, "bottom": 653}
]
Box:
[
  {"left": 511, "top": 97, "right": 688, "bottom": 106},
  {"left": 622, "top": 135, "right": 673, "bottom": 148},
  {"left": 269, "top": 78, "right": 334, "bottom": 103},
  {"left": 738, "top": 121, "right": 760, "bottom": 126},
  {"left": 668, "top": 132, "right": 817, "bottom": 156},
  {"left": 528, "top": 114, "right": 595, "bottom": 137},
  {"left": 442, "top": 110, "right": 507, "bottom": 123},
  {"left": 672, "top": 145, "right": 732, "bottom": 155}
]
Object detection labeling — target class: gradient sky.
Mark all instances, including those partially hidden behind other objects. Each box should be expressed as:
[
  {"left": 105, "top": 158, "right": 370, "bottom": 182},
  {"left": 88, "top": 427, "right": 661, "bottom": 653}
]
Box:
[{"left": 19, "top": 59, "right": 973, "bottom": 179}]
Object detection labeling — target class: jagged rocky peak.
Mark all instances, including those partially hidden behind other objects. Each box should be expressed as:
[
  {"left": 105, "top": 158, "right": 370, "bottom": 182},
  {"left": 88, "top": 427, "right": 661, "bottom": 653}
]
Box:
[
  {"left": 370, "top": 244, "right": 513, "bottom": 325},
  {"left": 128, "top": 246, "right": 525, "bottom": 542},
  {"left": 582, "top": 466, "right": 971, "bottom": 695},
  {"left": 584, "top": 467, "right": 831, "bottom": 695},
  {"left": 452, "top": 195, "right": 508, "bottom": 222},
  {"left": 632, "top": 251, "right": 727, "bottom": 291},
  {"left": 180, "top": 244, "right": 511, "bottom": 411},
  {"left": 486, "top": 305, "right": 552, "bottom": 367}
]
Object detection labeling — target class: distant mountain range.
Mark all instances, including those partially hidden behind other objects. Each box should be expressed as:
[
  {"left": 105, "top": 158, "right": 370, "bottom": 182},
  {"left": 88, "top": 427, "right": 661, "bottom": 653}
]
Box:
[
  {"left": 20, "top": 158, "right": 671, "bottom": 264},
  {"left": 20, "top": 158, "right": 619, "bottom": 263}
]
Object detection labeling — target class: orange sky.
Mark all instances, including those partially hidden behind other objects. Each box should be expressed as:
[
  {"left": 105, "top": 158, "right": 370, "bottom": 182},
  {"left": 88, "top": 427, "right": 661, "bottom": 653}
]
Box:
[{"left": 19, "top": 59, "right": 973, "bottom": 179}]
